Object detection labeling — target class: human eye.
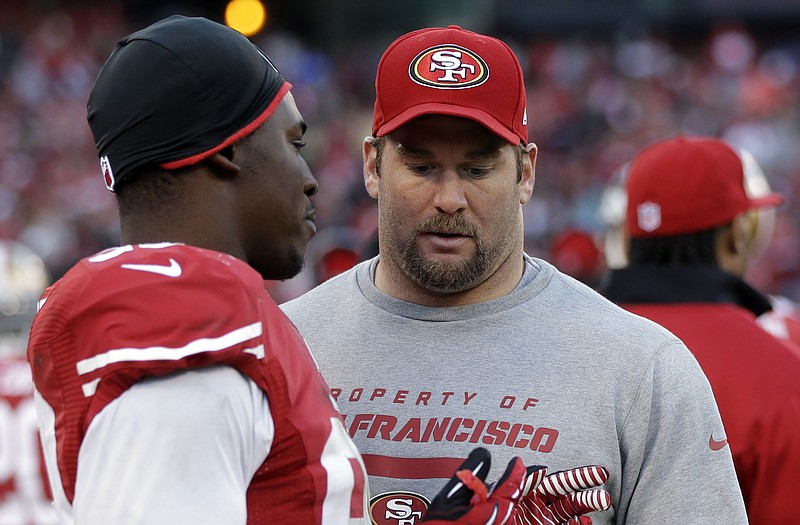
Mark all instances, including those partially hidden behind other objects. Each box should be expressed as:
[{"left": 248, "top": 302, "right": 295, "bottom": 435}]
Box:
[
  {"left": 464, "top": 165, "right": 491, "bottom": 178},
  {"left": 292, "top": 140, "right": 306, "bottom": 151},
  {"left": 406, "top": 163, "right": 435, "bottom": 175}
]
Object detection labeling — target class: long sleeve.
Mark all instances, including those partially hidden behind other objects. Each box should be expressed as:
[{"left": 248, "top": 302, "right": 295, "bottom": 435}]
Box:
[
  {"left": 617, "top": 341, "right": 747, "bottom": 523},
  {"left": 72, "top": 366, "right": 274, "bottom": 525}
]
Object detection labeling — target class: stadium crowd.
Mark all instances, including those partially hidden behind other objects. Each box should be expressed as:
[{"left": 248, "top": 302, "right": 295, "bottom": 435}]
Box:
[{"left": 2, "top": 2, "right": 800, "bottom": 303}]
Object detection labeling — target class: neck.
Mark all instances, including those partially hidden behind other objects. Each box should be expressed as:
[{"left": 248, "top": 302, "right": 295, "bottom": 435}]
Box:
[
  {"left": 120, "top": 212, "right": 244, "bottom": 263},
  {"left": 117, "top": 170, "right": 245, "bottom": 260}
]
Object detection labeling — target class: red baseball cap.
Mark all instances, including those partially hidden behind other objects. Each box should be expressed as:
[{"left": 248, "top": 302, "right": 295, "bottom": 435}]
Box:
[
  {"left": 626, "top": 135, "right": 784, "bottom": 238},
  {"left": 372, "top": 25, "right": 527, "bottom": 145}
]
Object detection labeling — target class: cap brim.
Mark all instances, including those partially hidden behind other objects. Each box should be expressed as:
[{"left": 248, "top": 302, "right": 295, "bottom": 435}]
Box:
[
  {"left": 375, "top": 102, "right": 521, "bottom": 145},
  {"left": 749, "top": 192, "right": 784, "bottom": 209}
]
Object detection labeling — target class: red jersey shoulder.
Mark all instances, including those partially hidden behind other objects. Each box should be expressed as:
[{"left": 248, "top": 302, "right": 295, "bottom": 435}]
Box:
[
  {"left": 37, "top": 244, "right": 269, "bottom": 363},
  {"left": 77, "top": 243, "right": 262, "bottom": 289}
]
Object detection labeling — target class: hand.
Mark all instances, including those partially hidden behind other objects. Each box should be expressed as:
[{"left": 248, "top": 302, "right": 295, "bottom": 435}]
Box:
[
  {"left": 421, "top": 447, "right": 526, "bottom": 525},
  {"left": 516, "top": 465, "right": 612, "bottom": 525}
]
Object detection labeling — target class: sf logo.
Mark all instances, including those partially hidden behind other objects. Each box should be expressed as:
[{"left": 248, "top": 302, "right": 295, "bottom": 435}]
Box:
[
  {"left": 385, "top": 498, "right": 422, "bottom": 524},
  {"left": 429, "top": 50, "right": 475, "bottom": 82},
  {"left": 410, "top": 44, "right": 488, "bottom": 89},
  {"left": 370, "top": 492, "right": 430, "bottom": 525}
]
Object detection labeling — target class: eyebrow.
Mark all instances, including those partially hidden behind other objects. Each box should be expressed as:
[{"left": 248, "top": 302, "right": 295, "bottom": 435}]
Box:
[
  {"left": 395, "top": 143, "right": 503, "bottom": 161},
  {"left": 395, "top": 144, "right": 433, "bottom": 159},
  {"left": 464, "top": 146, "right": 502, "bottom": 161}
]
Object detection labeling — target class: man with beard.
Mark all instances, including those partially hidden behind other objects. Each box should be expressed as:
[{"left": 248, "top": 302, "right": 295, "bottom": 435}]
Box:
[
  {"left": 281, "top": 25, "right": 747, "bottom": 524},
  {"left": 26, "top": 16, "right": 609, "bottom": 525}
]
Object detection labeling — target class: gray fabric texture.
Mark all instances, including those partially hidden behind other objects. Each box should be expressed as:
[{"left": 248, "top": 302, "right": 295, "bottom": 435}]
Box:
[{"left": 281, "top": 255, "right": 747, "bottom": 524}]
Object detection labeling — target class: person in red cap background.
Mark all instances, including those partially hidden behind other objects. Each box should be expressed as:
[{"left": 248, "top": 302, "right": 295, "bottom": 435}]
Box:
[
  {"left": 600, "top": 134, "right": 800, "bottom": 524},
  {"left": 282, "top": 26, "right": 746, "bottom": 524},
  {"left": 598, "top": 139, "right": 800, "bottom": 352}
]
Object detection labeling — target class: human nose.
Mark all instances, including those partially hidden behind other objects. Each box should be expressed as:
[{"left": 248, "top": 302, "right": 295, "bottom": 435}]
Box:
[
  {"left": 432, "top": 171, "right": 467, "bottom": 215},
  {"left": 304, "top": 164, "right": 318, "bottom": 198}
]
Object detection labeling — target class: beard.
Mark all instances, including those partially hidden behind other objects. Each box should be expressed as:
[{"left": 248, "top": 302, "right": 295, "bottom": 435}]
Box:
[{"left": 399, "top": 214, "right": 496, "bottom": 293}]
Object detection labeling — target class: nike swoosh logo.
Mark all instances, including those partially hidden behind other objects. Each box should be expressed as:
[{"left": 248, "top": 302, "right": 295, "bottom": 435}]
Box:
[
  {"left": 709, "top": 434, "right": 729, "bottom": 451},
  {"left": 121, "top": 258, "right": 182, "bottom": 278}
]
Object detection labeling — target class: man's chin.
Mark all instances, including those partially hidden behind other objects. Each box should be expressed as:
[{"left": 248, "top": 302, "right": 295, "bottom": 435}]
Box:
[
  {"left": 257, "top": 252, "right": 306, "bottom": 282},
  {"left": 405, "top": 259, "right": 483, "bottom": 294}
]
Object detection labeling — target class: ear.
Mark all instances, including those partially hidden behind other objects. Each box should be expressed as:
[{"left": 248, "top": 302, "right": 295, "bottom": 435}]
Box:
[
  {"left": 716, "top": 214, "right": 752, "bottom": 276},
  {"left": 519, "top": 142, "right": 537, "bottom": 205},
  {"left": 363, "top": 136, "right": 379, "bottom": 199},
  {"left": 204, "top": 145, "right": 240, "bottom": 180},
  {"left": 728, "top": 213, "right": 755, "bottom": 255}
]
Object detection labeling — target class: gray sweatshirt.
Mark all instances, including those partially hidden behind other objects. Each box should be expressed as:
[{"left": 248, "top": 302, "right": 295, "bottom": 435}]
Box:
[{"left": 281, "top": 255, "right": 747, "bottom": 524}]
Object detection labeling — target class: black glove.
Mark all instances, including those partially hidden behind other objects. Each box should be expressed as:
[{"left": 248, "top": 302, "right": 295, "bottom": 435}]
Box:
[{"left": 421, "top": 447, "right": 525, "bottom": 525}]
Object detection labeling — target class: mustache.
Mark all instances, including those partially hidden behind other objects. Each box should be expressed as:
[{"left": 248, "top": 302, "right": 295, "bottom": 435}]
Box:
[{"left": 415, "top": 214, "right": 477, "bottom": 236}]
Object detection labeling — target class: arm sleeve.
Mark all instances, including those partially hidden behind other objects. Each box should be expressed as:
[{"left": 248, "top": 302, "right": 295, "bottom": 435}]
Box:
[
  {"left": 73, "top": 365, "right": 273, "bottom": 525},
  {"left": 618, "top": 341, "right": 748, "bottom": 523}
]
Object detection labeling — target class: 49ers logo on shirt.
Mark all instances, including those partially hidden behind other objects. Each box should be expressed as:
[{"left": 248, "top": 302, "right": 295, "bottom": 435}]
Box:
[
  {"left": 409, "top": 45, "right": 489, "bottom": 89},
  {"left": 369, "top": 491, "right": 430, "bottom": 525}
]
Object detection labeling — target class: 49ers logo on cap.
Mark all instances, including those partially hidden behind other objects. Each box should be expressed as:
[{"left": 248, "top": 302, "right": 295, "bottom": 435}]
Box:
[
  {"left": 409, "top": 44, "right": 488, "bottom": 89},
  {"left": 369, "top": 491, "right": 430, "bottom": 525}
]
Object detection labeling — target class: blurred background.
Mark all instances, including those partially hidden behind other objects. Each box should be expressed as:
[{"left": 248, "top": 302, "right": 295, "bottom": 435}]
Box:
[
  {"left": 2, "top": 2, "right": 800, "bottom": 519},
  {"left": 3, "top": 0, "right": 800, "bottom": 306}
]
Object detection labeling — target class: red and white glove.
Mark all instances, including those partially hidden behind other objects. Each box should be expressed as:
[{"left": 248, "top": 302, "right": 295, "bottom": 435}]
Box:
[
  {"left": 516, "top": 465, "right": 612, "bottom": 525},
  {"left": 421, "top": 447, "right": 527, "bottom": 525}
]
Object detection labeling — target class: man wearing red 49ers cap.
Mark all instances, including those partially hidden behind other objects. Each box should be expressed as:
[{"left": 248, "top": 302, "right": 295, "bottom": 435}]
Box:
[
  {"left": 27, "top": 15, "right": 607, "bottom": 525},
  {"left": 282, "top": 26, "right": 746, "bottom": 524}
]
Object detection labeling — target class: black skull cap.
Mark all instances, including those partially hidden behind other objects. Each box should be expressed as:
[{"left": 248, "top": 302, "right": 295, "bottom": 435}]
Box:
[{"left": 87, "top": 15, "right": 289, "bottom": 191}]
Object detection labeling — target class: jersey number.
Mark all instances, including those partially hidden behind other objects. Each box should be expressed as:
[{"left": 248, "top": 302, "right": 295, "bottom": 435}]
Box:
[{"left": 321, "top": 418, "right": 368, "bottom": 524}]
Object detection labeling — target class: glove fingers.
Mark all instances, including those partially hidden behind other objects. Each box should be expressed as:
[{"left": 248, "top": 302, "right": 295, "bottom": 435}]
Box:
[
  {"left": 565, "top": 518, "right": 592, "bottom": 525},
  {"left": 422, "top": 448, "right": 494, "bottom": 522},
  {"left": 484, "top": 457, "right": 527, "bottom": 525},
  {"left": 548, "top": 490, "right": 613, "bottom": 522},
  {"left": 535, "top": 466, "right": 609, "bottom": 500},
  {"left": 494, "top": 501, "right": 518, "bottom": 525},
  {"left": 515, "top": 496, "right": 554, "bottom": 525},
  {"left": 521, "top": 465, "right": 547, "bottom": 497},
  {"left": 443, "top": 447, "right": 493, "bottom": 502},
  {"left": 488, "top": 457, "right": 526, "bottom": 501}
]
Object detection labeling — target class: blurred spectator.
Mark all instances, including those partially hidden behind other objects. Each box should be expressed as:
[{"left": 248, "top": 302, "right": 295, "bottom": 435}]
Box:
[
  {"left": 7, "top": 3, "right": 800, "bottom": 522},
  {"left": 1, "top": 3, "right": 800, "bottom": 309},
  {"left": 599, "top": 135, "right": 800, "bottom": 523},
  {"left": 0, "top": 239, "right": 55, "bottom": 524},
  {"left": 598, "top": 134, "right": 800, "bottom": 348},
  {"left": 547, "top": 228, "right": 605, "bottom": 287}
]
